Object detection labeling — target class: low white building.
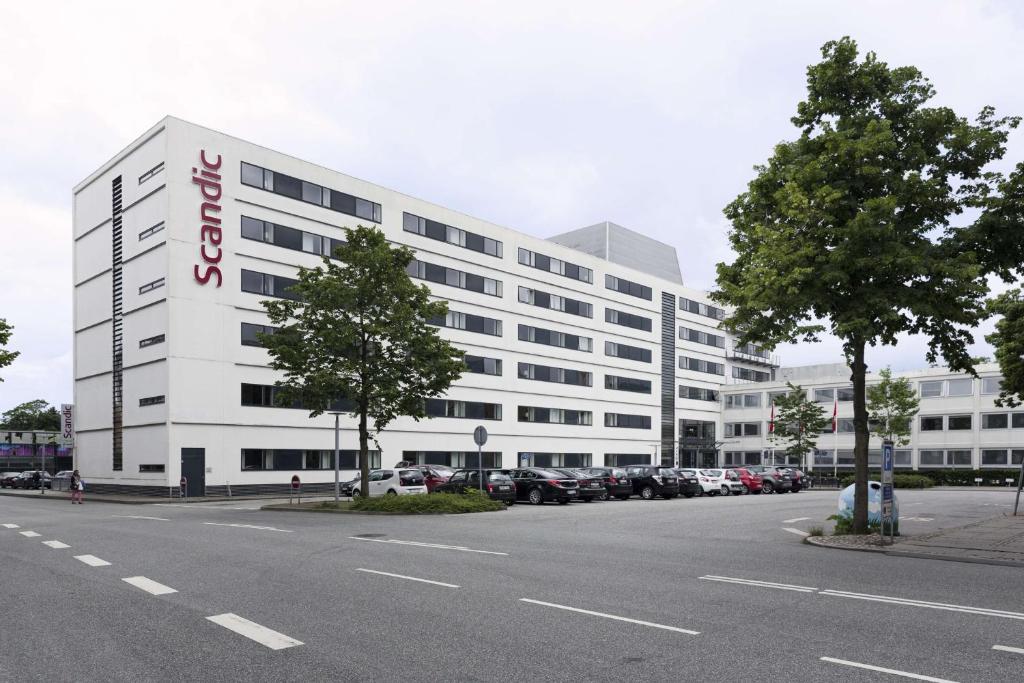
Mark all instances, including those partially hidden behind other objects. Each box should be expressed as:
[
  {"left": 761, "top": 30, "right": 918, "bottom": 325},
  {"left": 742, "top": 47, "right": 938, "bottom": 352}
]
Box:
[{"left": 72, "top": 117, "right": 780, "bottom": 495}]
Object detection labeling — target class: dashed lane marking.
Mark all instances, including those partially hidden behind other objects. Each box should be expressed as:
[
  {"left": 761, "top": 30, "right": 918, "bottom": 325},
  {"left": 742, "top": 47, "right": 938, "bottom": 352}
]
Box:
[
  {"left": 19, "top": 531, "right": 40, "bottom": 538},
  {"left": 699, "top": 575, "right": 818, "bottom": 593},
  {"left": 992, "top": 645, "right": 1024, "bottom": 655},
  {"left": 111, "top": 515, "right": 170, "bottom": 521},
  {"left": 782, "top": 527, "right": 810, "bottom": 537},
  {"left": 42, "top": 540, "right": 70, "bottom": 549},
  {"left": 355, "top": 568, "right": 460, "bottom": 588},
  {"left": 782, "top": 517, "right": 811, "bottom": 523},
  {"left": 74, "top": 555, "right": 111, "bottom": 567},
  {"left": 519, "top": 599, "right": 699, "bottom": 635},
  {"left": 203, "top": 522, "right": 293, "bottom": 533},
  {"left": 122, "top": 576, "right": 178, "bottom": 596},
  {"left": 2, "top": 523, "right": 19, "bottom": 529},
  {"left": 348, "top": 536, "right": 509, "bottom": 556},
  {"left": 901, "top": 517, "right": 934, "bottom": 522},
  {"left": 819, "top": 590, "right": 1024, "bottom": 621},
  {"left": 820, "top": 656, "right": 957, "bottom": 682},
  {"left": 206, "top": 613, "right": 303, "bottom": 650}
]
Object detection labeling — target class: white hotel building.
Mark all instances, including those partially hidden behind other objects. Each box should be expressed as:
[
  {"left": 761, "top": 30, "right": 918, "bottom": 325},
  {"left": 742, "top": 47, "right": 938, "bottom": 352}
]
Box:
[{"left": 73, "top": 117, "right": 776, "bottom": 495}]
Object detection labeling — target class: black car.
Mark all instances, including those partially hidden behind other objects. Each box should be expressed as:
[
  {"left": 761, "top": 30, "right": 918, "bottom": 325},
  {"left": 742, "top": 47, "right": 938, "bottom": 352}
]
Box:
[
  {"left": 0, "top": 472, "right": 22, "bottom": 488},
  {"left": 340, "top": 475, "right": 361, "bottom": 496},
  {"left": 434, "top": 469, "right": 516, "bottom": 504},
  {"left": 581, "top": 467, "right": 634, "bottom": 500},
  {"left": 551, "top": 468, "right": 605, "bottom": 501},
  {"left": 622, "top": 465, "right": 680, "bottom": 500},
  {"left": 672, "top": 469, "right": 703, "bottom": 498},
  {"left": 15, "top": 471, "right": 52, "bottom": 489},
  {"left": 509, "top": 468, "right": 579, "bottom": 505}
]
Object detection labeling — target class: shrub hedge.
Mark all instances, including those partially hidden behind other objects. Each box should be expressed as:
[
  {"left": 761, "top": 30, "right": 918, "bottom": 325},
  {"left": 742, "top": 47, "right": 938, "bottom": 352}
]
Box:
[
  {"left": 349, "top": 490, "right": 506, "bottom": 514},
  {"left": 838, "top": 469, "right": 1020, "bottom": 488}
]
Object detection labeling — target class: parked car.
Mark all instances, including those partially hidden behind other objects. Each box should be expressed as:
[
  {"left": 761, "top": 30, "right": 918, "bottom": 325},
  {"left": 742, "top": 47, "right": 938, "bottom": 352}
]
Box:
[
  {"left": 551, "top": 468, "right": 605, "bottom": 501},
  {"left": 672, "top": 469, "right": 703, "bottom": 498},
  {"left": 713, "top": 469, "right": 746, "bottom": 495},
  {"left": 15, "top": 471, "right": 52, "bottom": 489},
  {"left": 52, "top": 470, "right": 74, "bottom": 492},
  {"left": 434, "top": 469, "right": 516, "bottom": 504},
  {"left": 509, "top": 468, "right": 579, "bottom": 505},
  {"left": 679, "top": 468, "right": 719, "bottom": 496},
  {"left": 0, "top": 472, "right": 22, "bottom": 488},
  {"left": 622, "top": 465, "right": 680, "bottom": 500},
  {"left": 745, "top": 466, "right": 794, "bottom": 494},
  {"left": 357, "top": 468, "right": 427, "bottom": 497},
  {"left": 340, "top": 475, "right": 361, "bottom": 496},
  {"left": 783, "top": 468, "right": 808, "bottom": 492},
  {"left": 730, "top": 467, "right": 764, "bottom": 494},
  {"left": 410, "top": 464, "right": 455, "bottom": 492},
  {"left": 581, "top": 467, "right": 633, "bottom": 500}
]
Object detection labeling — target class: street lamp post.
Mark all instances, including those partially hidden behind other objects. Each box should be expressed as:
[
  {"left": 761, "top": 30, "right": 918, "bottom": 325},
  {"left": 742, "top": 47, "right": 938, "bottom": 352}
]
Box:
[{"left": 329, "top": 412, "right": 342, "bottom": 502}]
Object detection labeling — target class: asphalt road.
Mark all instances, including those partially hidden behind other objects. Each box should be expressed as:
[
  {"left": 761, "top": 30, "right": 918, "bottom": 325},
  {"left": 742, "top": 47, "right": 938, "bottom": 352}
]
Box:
[{"left": 1, "top": 488, "right": 1022, "bottom": 682}]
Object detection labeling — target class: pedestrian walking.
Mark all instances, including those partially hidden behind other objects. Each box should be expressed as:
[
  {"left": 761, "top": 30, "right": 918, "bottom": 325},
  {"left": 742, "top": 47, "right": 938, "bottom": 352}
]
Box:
[{"left": 70, "top": 470, "right": 84, "bottom": 504}]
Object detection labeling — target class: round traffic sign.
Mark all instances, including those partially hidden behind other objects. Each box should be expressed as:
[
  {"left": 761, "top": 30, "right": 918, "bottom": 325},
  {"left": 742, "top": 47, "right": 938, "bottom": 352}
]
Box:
[
  {"left": 291, "top": 475, "right": 301, "bottom": 489},
  {"left": 473, "top": 425, "right": 488, "bottom": 447}
]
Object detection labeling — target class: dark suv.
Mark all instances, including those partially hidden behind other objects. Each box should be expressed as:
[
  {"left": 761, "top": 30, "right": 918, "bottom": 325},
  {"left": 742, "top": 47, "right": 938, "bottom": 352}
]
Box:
[
  {"left": 745, "top": 466, "right": 793, "bottom": 494},
  {"left": 672, "top": 469, "right": 703, "bottom": 498},
  {"left": 623, "top": 465, "right": 680, "bottom": 500},
  {"left": 510, "top": 468, "right": 579, "bottom": 505},
  {"left": 435, "top": 469, "right": 516, "bottom": 504},
  {"left": 581, "top": 467, "right": 633, "bottom": 500}
]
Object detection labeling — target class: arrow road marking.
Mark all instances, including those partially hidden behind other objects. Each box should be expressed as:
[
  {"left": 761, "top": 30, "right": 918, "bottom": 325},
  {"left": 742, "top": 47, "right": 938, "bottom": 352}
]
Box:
[
  {"left": 203, "top": 522, "right": 292, "bottom": 532},
  {"left": 782, "top": 517, "right": 811, "bottom": 523},
  {"left": 348, "top": 536, "right": 508, "bottom": 556},
  {"left": 819, "top": 590, "right": 1024, "bottom": 621}
]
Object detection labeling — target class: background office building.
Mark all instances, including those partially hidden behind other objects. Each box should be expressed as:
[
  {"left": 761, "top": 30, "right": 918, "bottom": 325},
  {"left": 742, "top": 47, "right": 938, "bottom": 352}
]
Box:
[{"left": 73, "top": 117, "right": 779, "bottom": 495}]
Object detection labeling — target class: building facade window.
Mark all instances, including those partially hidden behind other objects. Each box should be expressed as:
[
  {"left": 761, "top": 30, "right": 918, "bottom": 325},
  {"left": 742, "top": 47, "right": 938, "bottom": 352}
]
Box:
[
  {"left": 605, "top": 308, "right": 653, "bottom": 332},
  {"left": 240, "top": 383, "right": 352, "bottom": 411},
  {"left": 982, "top": 413, "right": 1009, "bottom": 430},
  {"left": 605, "top": 341, "right": 652, "bottom": 363},
  {"left": 605, "top": 274, "right": 652, "bottom": 301},
  {"left": 518, "top": 362, "right": 592, "bottom": 387},
  {"left": 241, "top": 322, "right": 277, "bottom": 347},
  {"left": 678, "top": 297, "right": 726, "bottom": 321},
  {"left": 240, "top": 161, "right": 381, "bottom": 223},
  {"left": 604, "top": 413, "right": 652, "bottom": 429},
  {"left": 138, "top": 163, "right": 164, "bottom": 185},
  {"left": 947, "top": 415, "right": 973, "bottom": 430},
  {"left": 138, "top": 334, "right": 165, "bottom": 348},
  {"left": 406, "top": 259, "right": 502, "bottom": 297},
  {"left": 138, "top": 221, "right": 165, "bottom": 241},
  {"left": 241, "top": 216, "right": 345, "bottom": 258},
  {"left": 724, "top": 422, "right": 760, "bottom": 437},
  {"left": 517, "top": 248, "right": 593, "bottom": 283},
  {"left": 679, "top": 419, "right": 716, "bottom": 441},
  {"left": 604, "top": 375, "right": 652, "bottom": 394},
  {"left": 404, "top": 451, "right": 501, "bottom": 468},
  {"left": 947, "top": 378, "right": 973, "bottom": 397},
  {"left": 518, "top": 324, "right": 592, "bottom": 352},
  {"left": 517, "top": 406, "right": 592, "bottom": 425},
  {"left": 679, "top": 386, "right": 720, "bottom": 402},
  {"left": 732, "top": 366, "right": 771, "bottom": 382},
  {"left": 138, "top": 278, "right": 165, "bottom": 295},
  {"left": 241, "top": 269, "right": 301, "bottom": 301},
  {"left": 464, "top": 355, "right": 502, "bottom": 376},
  {"left": 138, "top": 395, "right": 165, "bottom": 406},
  {"left": 679, "top": 356, "right": 724, "bottom": 376},
  {"left": 518, "top": 453, "right": 592, "bottom": 468},
  {"left": 425, "top": 399, "right": 502, "bottom": 420},
  {"left": 724, "top": 393, "right": 760, "bottom": 409},
  {"left": 980, "top": 449, "right": 1024, "bottom": 467},
  {"left": 678, "top": 326, "right": 725, "bottom": 349},
  {"left": 981, "top": 377, "right": 1004, "bottom": 395},
  {"left": 402, "top": 212, "right": 502, "bottom": 258},
  {"left": 517, "top": 287, "right": 593, "bottom": 318},
  {"left": 724, "top": 451, "right": 764, "bottom": 466},
  {"left": 919, "top": 380, "right": 943, "bottom": 398},
  {"left": 603, "top": 453, "right": 650, "bottom": 467},
  {"left": 920, "top": 416, "right": 944, "bottom": 431},
  {"left": 919, "top": 449, "right": 973, "bottom": 467},
  {"left": 427, "top": 310, "right": 502, "bottom": 336},
  {"left": 242, "top": 449, "right": 381, "bottom": 471}
]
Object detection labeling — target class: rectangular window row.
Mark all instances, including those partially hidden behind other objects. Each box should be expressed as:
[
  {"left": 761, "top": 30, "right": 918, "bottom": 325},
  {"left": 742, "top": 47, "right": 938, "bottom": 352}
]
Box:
[
  {"left": 920, "top": 378, "right": 974, "bottom": 398},
  {"left": 240, "top": 383, "right": 352, "bottom": 412},
  {"left": 725, "top": 422, "right": 760, "bottom": 437},
  {"left": 138, "top": 334, "right": 165, "bottom": 348},
  {"left": 734, "top": 343, "right": 771, "bottom": 360},
  {"left": 981, "top": 449, "right": 1024, "bottom": 467},
  {"left": 519, "top": 453, "right": 592, "bottom": 468},
  {"left": 138, "top": 162, "right": 164, "bottom": 185},
  {"left": 723, "top": 451, "right": 764, "bottom": 466},
  {"left": 406, "top": 259, "right": 502, "bottom": 297},
  {"left": 605, "top": 341, "right": 652, "bottom": 363},
  {"left": 679, "top": 297, "right": 726, "bottom": 321},
  {"left": 138, "top": 221, "right": 164, "bottom": 241},
  {"left": 679, "top": 326, "right": 725, "bottom": 349},
  {"left": 604, "top": 375, "right": 652, "bottom": 394},
  {"left": 920, "top": 414, "right": 974, "bottom": 431},
  {"left": 241, "top": 322, "right": 277, "bottom": 347},
  {"left": 428, "top": 310, "right": 502, "bottom": 336},
  {"left": 981, "top": 413, "right": 1024, "bottom": 429},
  {"left": 138, "top": 278, "right": 164, "bottom": 295},
  {"left": 241, "top": 269, "right": 300, "bottom": 301},
  {"left": 403, "top": 451, "right": 501, "bottom": 469},
  {"left": 814, "top": 387, "right": 854, "bottom": 403},
  {"left": 679, "top": 356, "right": 724, "bottom": 376},
  {"left": 241, "top": 215, "right": 345, "bottom": 259},
  {"left": 604, "top": 453, "right": 651, "bottom": 467},
  {"left": 402, "top": 212, "right": 502, "bottom": 258},
  {"left": 518, "top": 362, "right": 592, "bottom": 387},
  {"left": 605, "top": 274, "right": 652, "bottom": 301},
  {"left": 518, "top": 286, "right": 593, "bottom": 318},
  {"left": 819, "top": 418, "right": 855, "bottom": 434},
  {"left": 606, "top": 308, "right": 653, "bottom": 332},
  {"left": 241, "top": 449, "right": 382, "bottom": 471},
  {"left": 732, "top": 366, "right": 771, "bottom": 382},
  {"left": 604, "top": 413, "right": 651, "bottom": 429},
  {"left": 919, "top": 449, "right": 974, "bottom": 467},
  {"left": 464, "top": 355, "right": 502, "bottom": 376},
  {"left": 518, "top": 248, "right": 593, "bottom": 283},
  {"left": 241, "top": 161, "right": 381, "bottom": 223},
  {"left": 679, "top": 385, "right": 720, "bottom": 402},
  {"left": 724, "top": 393, "right": 760, "bottom": 408},
  {"left": 139, "top": 395, "right": 165, "bottom": 407},
  {"left": 815, "top": 449, "right": 913, "bottom": 468},
  {"left": 517, "top": 406, "right": 592, "bottom": 425},
  {"left": 518, "top": 324, "right": 592, "bottom": 352},
  {"left": 424, "top": 398, "right": 502, "bottom": 420}
]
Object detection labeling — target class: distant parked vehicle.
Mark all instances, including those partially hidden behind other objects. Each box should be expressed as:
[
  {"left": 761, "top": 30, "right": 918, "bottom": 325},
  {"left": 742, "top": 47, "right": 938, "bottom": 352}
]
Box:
[
  {"left": 434, "top": 469, "right": 516, "bottom": 504},
  {"left": 783, "top": 468, "right": 808, "bottom": 492},
  {"left": 745, "top": 466, "right": 794, "bottom": 494},
  {"left": 581, "top": 467, "right": 633, "bottom": 500},
  {"left": 358, "top": 468, "right": 427, "bottom": 497},
  {"left": 730, "top": 467, "right": 764, "bottom": 494},
  {"left": 672, "top": 469, "right": 703, "bottom": 498},
  {"left": 340, "top": 475, "right": 361, "bottom": 497},
  {"left": 15, "top": 471, "right": 52, "bottom": 489},
  {"left": 411, "top": 464, "right": 455, "bottom": 492},
  {"left": 0, "top": 472, "right": 22, "bottom": 488},
  {"left": 551, "top": 468, "right": 605, "bottom": 501},
  {"left": 52, "top": 470, "right": 74, "bottom": 492},
  {"left": 509, "top": 468, "right": 579, "bottom": 505},
  {"left": 705, "top": 469, "right": 745, "bottom": 496},
  {"left": 622, "top": 465, "right": 679, "bottom": 500},
  {"left": 680, "top": 468, "right": 719, "bottom": 496}
]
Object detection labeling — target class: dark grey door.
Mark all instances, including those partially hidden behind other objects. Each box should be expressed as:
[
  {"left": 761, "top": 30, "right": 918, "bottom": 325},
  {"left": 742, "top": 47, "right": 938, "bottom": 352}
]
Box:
[{"left": 180, "top": 448, "right": 205, "bottom": 497}]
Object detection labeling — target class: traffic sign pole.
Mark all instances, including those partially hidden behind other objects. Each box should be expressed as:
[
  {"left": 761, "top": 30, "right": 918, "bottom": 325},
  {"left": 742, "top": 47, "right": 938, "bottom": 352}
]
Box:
[
  {"left": 881, "top": 440, "right": 894, "bottom": 544},
  {"left": 473, "top": 426, "right": 488, "bottom": 493}
]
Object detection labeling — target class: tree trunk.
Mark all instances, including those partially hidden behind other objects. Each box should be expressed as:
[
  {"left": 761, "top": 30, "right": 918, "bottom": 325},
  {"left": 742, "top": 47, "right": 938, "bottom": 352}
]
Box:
[
  {"left": 850, "top": 340, "right": 869, "bottom": 534},
  {"left": 358, "top": 406, "right": 369, "bottom": 496}
]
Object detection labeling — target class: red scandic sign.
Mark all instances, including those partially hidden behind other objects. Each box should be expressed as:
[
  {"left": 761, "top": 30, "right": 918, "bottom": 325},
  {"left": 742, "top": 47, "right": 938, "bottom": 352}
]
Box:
[
  {"left": 291, "top": 475, "right": 301, "bottom": 489},
  {"left": 192, "top": 150, "right": 223, "bottom": 287}
]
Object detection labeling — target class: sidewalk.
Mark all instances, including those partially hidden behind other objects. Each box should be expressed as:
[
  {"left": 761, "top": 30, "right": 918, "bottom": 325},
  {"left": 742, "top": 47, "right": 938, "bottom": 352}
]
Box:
[
  {"left": 0, "top": 488, "right": 337, "bottom": 505},
  {"left": 888, "top": 513, "right": 1024, "bottom": 567}
]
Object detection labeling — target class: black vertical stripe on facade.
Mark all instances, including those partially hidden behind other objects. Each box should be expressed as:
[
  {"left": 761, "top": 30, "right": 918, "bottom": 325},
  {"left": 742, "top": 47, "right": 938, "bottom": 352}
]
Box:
[
  {"left": 111, "top": 177, "right": 124, "bottom": 472},
  {"left": 660, "top": 292, "right": 675, "bottom": 466}
]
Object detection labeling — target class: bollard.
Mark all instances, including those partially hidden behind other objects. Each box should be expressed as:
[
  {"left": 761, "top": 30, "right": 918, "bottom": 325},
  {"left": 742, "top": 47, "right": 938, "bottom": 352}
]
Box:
[{"left": 180, "top": 476, "right": 188, "bottom": 501}]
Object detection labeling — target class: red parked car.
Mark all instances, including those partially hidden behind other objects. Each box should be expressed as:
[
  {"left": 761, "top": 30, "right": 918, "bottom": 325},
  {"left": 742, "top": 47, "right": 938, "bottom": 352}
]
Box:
[
  {"left": 731, "top": 467, "right": 764, "bottom": 494},
  {"left": 405, "top": 464, "right": 455, "bottom": 492}
]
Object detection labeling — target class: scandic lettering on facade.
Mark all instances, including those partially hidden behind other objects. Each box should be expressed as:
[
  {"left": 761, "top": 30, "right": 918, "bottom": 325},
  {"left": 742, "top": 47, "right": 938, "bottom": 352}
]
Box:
[{"left": 71, "top": 117, "right": 1007, "bottom": 495}]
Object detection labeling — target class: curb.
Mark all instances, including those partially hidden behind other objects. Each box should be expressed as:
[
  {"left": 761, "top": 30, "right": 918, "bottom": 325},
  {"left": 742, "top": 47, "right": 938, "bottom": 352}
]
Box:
[
  {"left": 260, "top": 504, "right": 507, "bottom": 515},
  {"left": 804, "top": 533, "right": 1024, "bottom": 568}
]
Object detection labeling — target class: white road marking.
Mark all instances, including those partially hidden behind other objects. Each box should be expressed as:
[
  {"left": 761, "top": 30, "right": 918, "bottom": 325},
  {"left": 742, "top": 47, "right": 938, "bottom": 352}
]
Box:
[
  {"left": 122, "top": 576, "right": 178, "bottom": 596},
  {"left": 820, "top": 590, "right": 1024, "bottom": 621},
  {"left": 206, "top": 613, "right": 303, "bottom": 650},
  {"left": 782, "top": 527, "right": 810, "bottom": 537},
  {"left": 901, "top": 517, "right": 934, "bottom": 522},
  {"left": 154, "top": 504, "right": 261, "bottom": 510},
  {"left": 782, "top": 517, "right": 811, "bottom": 523},
  {"left": 992, "top": 645, "right": 1024, "bottom": 655},
  {"left": 820, "top": 656, "right": 957, "bottom": 682},
  {"left": 111, "top": 515, "right": 170, "bottom": 521},
  {"left": 42, "top": 540, "right": 70, "bottom": 549},
  {"left": 699, "top": 575, "right": 818, "bottom": 593},
  {"left": 519, "top": 599, "right": 699, "bottom": 635},
  {"left": 203, "top": 522, "right": 292, "bottom": 532},
  {"left": 355, "top": 568, "right": 460, "bottom": 588},
  {"left": 19, "top": 531, "right": 40, "bottom": 538},
  {"left": 75, "top": 554, "right": 111, "bottom": 567},
  {"left": 348, "top": 536, "right": 509, "bottom": 556},
  {"left": 2, "top": 523, "right": 19, "bottom": 528}
]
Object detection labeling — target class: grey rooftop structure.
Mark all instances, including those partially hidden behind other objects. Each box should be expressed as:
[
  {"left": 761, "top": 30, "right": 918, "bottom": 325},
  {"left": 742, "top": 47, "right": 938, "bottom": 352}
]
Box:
[{"left": 547, "top": 221, "right": 684, "bottom": 285}]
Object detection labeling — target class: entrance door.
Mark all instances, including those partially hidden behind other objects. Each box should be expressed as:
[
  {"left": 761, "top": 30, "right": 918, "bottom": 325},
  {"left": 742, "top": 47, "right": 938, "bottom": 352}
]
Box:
[
  {"left": 679, "top": 449, "right": 698, "bottom": 468},
  {"left": 180, "top": 448, "right": 205, "bottom": 497}
]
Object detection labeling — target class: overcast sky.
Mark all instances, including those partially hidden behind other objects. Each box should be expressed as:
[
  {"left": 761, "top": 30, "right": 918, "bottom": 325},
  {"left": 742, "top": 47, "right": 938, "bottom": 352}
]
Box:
[{"left": 1, "top": 0, "right": 1022, "bottom": 413}]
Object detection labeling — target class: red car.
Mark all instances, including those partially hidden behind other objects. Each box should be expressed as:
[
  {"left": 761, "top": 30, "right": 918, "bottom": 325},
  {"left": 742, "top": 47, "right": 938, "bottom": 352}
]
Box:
[
  {"left": 415, "top": 464, "right": 455, "bottom": 492},
  {"left": 731, "top": 467, "right": 764, "bottom": 494}
]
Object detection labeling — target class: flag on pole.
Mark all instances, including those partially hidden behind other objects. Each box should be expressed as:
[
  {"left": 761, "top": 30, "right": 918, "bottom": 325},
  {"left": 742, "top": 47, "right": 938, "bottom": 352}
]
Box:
[
  {"left": 769, "top": 401, "right": 775, "bottom": 434},
  {"left": 832, "top": 398, "right": 838, "bottom": 433}
]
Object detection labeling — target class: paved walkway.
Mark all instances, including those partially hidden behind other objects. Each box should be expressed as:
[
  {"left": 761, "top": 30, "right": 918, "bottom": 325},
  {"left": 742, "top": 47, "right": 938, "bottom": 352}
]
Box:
[
  {"left": 0, "top": 488, "right": 338, "bottom": 505},
  {"left": 888, "top": 513, "right": 1024, "bottom": 567}
]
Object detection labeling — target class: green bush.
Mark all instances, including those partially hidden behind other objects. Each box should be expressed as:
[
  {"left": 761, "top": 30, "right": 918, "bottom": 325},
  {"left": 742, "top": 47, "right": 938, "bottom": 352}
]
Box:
[
  {"left": 829, "top": 513, "right": 899, "bottom": 536},
  {"left": 350, "top": 489, "right": 506, "bottom": 514},
  {"left": 838, "top": 469, "right": 1020, "bottom": 488},
  {"left": 838, "top": 473, "right": 934, "bottom": 489}
]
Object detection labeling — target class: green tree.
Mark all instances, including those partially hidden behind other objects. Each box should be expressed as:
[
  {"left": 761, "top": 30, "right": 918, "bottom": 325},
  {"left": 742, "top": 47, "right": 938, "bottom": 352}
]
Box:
[
  {"left": 769, "top": 382, "right": 829, "bottom": 470},
  {"left": 1, "top": 400, "right": 60, "bottom": 431},
  {"left": 0, "top": 319, "right": 18, "bottom": 381},
  {"left": 261, "top": 226, "right": 465, "bottom": 493},
  {"left": 867, "top": 368, "right": 920, "bottom": 446},
  {"left": 713, "top": 37, "right": 1021, "bottom": 533},
  {"left": 986, "top": 290, "right": 1024, "bottom": 407}
]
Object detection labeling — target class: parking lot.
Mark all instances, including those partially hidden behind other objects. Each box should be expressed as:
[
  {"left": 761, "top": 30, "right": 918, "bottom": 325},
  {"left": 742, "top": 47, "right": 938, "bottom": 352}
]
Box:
[{"left": 2, "top": 487, "right": 1022, "bottom": 681}]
